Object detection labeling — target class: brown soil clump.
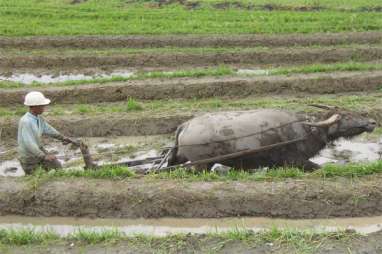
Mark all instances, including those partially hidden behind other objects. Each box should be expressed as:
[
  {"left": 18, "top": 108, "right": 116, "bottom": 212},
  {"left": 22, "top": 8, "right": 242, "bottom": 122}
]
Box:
[
  {"left": 1, "top": 47, "right": 381, "bottom": 69},
  {"left": 2, "top": 106, "right": 382, "bottom": 141},
  {"left": 0, "top": 32, "right": 380, "bottom": 49},
  {"left": 1, "top": 176, "right": 382, "bottom": 218},
  {"left": 0, "top": 114, "right": 192, "bottom": 141},
  {"left": 1, "top": 71, "right": 381, "bottom": 106}
]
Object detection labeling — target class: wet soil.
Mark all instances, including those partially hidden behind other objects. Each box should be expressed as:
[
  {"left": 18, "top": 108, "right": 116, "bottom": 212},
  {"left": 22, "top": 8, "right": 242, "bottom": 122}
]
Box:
[
  {"left": 0, "top": 114, "right": 191, "bottom": 141},
  {"left": 4, "top": 231, "right": 382, "bottom": 254},
  {"left": 1, "top": 46, "right": 381, "bottom": 70},
  {"left": 1, "top": 107, "right": 382, "bottom": 142},
  {"left": 0, "top": 135, "right": 173, "bottom": 176},
  {"left": 2, "top": 214, "right": 382, "bottom": 235},
  {"left": 1, "top": 175, "right": 382, "bottom": 218},
  {"left": 0, "top": 32, "right": 380, "bottom": 49},
  {"left": 1, "top": 71, "right": 382, "bottom": 106}
]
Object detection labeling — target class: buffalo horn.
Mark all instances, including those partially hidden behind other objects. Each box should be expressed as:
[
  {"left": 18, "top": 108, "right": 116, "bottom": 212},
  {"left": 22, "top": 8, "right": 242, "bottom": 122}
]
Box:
[{"left": 304, "top": 114, "right": 341, "bottom": 127}]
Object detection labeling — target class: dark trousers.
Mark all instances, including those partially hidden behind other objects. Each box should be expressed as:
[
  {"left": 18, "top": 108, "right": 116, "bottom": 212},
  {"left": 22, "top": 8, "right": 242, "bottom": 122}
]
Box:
[{"left": 20, "top": 157, "right": 62, "bottom": 175}]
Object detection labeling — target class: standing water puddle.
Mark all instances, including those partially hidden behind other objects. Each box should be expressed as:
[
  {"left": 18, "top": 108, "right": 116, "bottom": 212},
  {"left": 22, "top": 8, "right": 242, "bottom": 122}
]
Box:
[
  {"left": 0, "top": 216, "right": 382, "bottom": 236},
  {"left": 0, "top": 71, "right": 134, "bottom": 84}
]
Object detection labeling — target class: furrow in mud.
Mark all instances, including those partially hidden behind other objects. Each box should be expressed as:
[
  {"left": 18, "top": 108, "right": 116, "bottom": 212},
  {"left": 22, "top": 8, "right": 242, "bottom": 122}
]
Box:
[
  {"left": 0, "top": 114, "right": 192, "bottom": 141},
  {"left": 0, "top": 32, "right": 381, "bottom": 49},
  {"left": 1, "top": 176, "right": 382, "bottom": 218},
  {"left": 1, "top": 71, "right": 381, "bottom": 106},
  {"left": 1, "top": 47, "right": 382, "bottom": 70},
  {"left": 2, "top": 108, "right": 382, "bottom": 141}
]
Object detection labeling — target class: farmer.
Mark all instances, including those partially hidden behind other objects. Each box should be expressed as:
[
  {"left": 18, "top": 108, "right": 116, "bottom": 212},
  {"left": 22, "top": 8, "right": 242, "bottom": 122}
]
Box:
[{"left": 18, "top": 91, "right": 72, "bottom": 174}]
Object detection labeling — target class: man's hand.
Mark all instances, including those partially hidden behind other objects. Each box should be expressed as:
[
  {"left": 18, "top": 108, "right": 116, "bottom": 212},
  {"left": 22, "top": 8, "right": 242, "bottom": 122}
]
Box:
[
  {"left": 44, "top": 154, "right": 57, "bottom": 162},
  {"left": 62, "top": 136, "right": 74, "bottom": 145}
]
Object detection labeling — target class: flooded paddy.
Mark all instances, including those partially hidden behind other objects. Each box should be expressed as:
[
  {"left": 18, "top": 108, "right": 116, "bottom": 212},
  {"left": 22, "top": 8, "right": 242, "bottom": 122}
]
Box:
[
  {"left": 1, "top": 215, "right": 382, "bottom": 236},
  {"left": 0, "top": 135, "right": 173, "bottom": 176},
  {"left": 0, "top": 134, "right": 381, "bottom": 177},
  {"left": 0, "top": 68, "right": 270, "bottom": 85},
  {"left": 0, "top": 70, "right": 134, "bottom": 84}
]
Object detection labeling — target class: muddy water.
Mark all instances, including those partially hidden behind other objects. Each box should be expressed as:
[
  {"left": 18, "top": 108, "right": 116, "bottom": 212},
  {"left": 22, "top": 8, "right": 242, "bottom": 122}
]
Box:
[
  {"left": 237, "top": 68, "right": 270, "bottom": 76},
  {"left": 1, "top": 135, "right": 380, "bottom": 177},
  {"left": 0, "top": 215, "right": 382, "bottom": 236},
  {"left": 0, "top": 71, "right": 134, "bottom": 84},
  {"left": 312, "top": 137, "right": 382, "bottom": 164},
  {"left": 0, "top": 135, "right": 173, "bottom": 176}
]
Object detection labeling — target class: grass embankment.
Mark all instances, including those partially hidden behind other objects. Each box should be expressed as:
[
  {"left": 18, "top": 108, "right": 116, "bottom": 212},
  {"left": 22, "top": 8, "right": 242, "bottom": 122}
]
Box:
[
  {"left": 1, "top": 0, "right": 381, "bottom": 36},
  {"left": 2, "top": 44, "right": 379, "bottom": 56},
  {"left": 0, "top": 227, "right": 359, "bottom": 254},
  {"left": 26, "top": 160, "right": 382, "bottom": 182},
  {"left": 1, "top": 62, "right": 382, "bottom": 89},
  {"left": 0, "top": 93, "right": 379, "bottom": 118}
]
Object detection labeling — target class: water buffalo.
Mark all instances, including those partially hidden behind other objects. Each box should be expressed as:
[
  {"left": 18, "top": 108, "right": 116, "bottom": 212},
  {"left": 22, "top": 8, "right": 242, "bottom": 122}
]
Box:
[{"left": 167, "top": 105, "right": 377, "bottom": 171}]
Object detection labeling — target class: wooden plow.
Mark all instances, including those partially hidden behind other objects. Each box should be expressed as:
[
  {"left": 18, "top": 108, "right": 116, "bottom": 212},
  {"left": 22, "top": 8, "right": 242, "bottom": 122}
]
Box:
[
  {"left": 72, "top": 136, "right": 307, "bottom": 174},
  {"left": 68, "top": 119, "right": 311, "bottom": 174}
]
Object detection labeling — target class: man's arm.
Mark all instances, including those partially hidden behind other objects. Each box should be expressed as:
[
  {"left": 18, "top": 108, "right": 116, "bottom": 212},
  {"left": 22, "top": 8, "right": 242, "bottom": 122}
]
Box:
[
  {"left": 41, "top": 118, "right": 61, "bottom": 138},
  {"left": 41, "top": 118, "right": 73, "bottom": 144}
]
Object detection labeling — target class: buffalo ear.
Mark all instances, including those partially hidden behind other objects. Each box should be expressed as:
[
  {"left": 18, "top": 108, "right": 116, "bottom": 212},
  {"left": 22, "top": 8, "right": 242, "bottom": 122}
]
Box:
[
  {"left": 308, "top": 104, "right": 337, "bottom": 110},
  {"left": 304, "top": 114, "right": 341, "bottom": 127}
]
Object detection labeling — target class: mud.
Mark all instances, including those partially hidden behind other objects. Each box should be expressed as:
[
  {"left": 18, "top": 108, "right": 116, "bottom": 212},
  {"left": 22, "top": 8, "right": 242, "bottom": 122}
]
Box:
[
  {"left": 1, "top": 173, "right": 382, "bottom": 218},
  {"left": 145, "top": 0, "right": 382, "bottom": 13},
  {"left": 1, "top": 215, "right": 382, "bottom": 236},
  {"left": 1, "top": 46, "right": 382, "bottom": 70},
  {"left": 0, "top": 135, "right": 173, "bottom": 176},
  {"left": 2, "top": 108, "right": 382, "bottom": 143},
  {"left": 1, "top": 71, "right": 382, "bottom": 106},
  {"left": 212, "top": 2, "right": 325, "bottom": 11},
  {"left": 0, "top": 114, "right": 191, "bottom": 141},
  {"left": 0, "top": 32, "right": 380, "bottom": 49},
  {"left": 312, "top": 138, "right": 382, "bottom": 165},
  {"left": 2, "top": 134, "right": 380, "bottom": 177}
]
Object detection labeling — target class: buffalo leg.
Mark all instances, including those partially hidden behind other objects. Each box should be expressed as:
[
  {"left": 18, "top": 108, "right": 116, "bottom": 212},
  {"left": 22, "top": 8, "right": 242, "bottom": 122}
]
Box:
[
  {"left": 302, "top": 160, "right": 320, "bottom": 172},
  {"left": 193, "top": 163, "right": 214, "bottom": 171}
]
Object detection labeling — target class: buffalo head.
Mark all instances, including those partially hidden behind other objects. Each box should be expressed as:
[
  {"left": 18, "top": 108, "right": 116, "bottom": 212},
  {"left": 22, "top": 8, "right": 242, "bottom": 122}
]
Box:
[{"left": 306, "top": 104, "right": 377, "bottom": 140}]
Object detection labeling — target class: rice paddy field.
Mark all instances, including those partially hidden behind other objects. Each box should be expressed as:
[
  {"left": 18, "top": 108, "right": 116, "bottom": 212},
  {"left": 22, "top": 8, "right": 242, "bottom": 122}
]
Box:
[{"left": 1, "top": 0, "right": 382, "bottom": 253}]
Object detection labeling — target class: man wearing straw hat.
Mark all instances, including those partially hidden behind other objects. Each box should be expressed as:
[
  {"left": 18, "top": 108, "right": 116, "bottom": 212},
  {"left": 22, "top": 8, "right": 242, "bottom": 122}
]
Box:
[{"left": 18, "top": 91, "right": 72, "bottom": 174}]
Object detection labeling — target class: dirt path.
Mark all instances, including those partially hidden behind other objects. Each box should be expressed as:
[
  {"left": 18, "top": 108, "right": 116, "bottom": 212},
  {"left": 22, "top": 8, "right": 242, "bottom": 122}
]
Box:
[
  {"left": 1, "top": 71, "right": 381, "bottom": 106},
  {"left": 0, "top": 32, "right": 380, "bottom": 49},
  {"left": 1, "top": 175, "right": 382, "bottom": 219},
  {"left": 1, "top": 46, "right": 381, "bottom": 69},
  {"left": 5, "top": 230, "right": 382, "bottom": 254}
]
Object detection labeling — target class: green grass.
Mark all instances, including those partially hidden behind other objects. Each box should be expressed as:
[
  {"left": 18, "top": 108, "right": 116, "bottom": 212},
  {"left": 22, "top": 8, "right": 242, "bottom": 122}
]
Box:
[
  {"left": 31, "top": 165, "right": 136, "bottom": 180},
  {"left": 0, "top": 1, "right": 381, "bottom": 36},
  {"left": 271, "top": 62, "right": 382, "bottom": 75},
  {"left": 0, "top": 93, "right": 379, "bottom": 118},
  {"left": 150, "top": 161, "right": 382, "bottom": 181},
  {"left": 0, "top": 227, "right": 360, "bottom": 254},
  {"left": 255, "top": 227, "right": 358, "bottom": 253},
  {"left": 25, "top": 160, "right": 382, "bottom": 182},
  {"left": 0, "top": 229, "right": 59, "bottom": 245},
  {"left": 315, "top": 160, "right": 382, "bottom": 178},
  {"left": 150, "top": 167, "right": 304, "bottom": 181},
  {"left": 68, "top": 229, "right": 124, "bottom": 244}
]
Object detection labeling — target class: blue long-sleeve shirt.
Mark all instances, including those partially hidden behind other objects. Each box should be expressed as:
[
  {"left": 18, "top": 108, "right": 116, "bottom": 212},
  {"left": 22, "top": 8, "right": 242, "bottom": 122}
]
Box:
[{"left": 18, "top": 112, "right": 62, "bottom": 163}]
